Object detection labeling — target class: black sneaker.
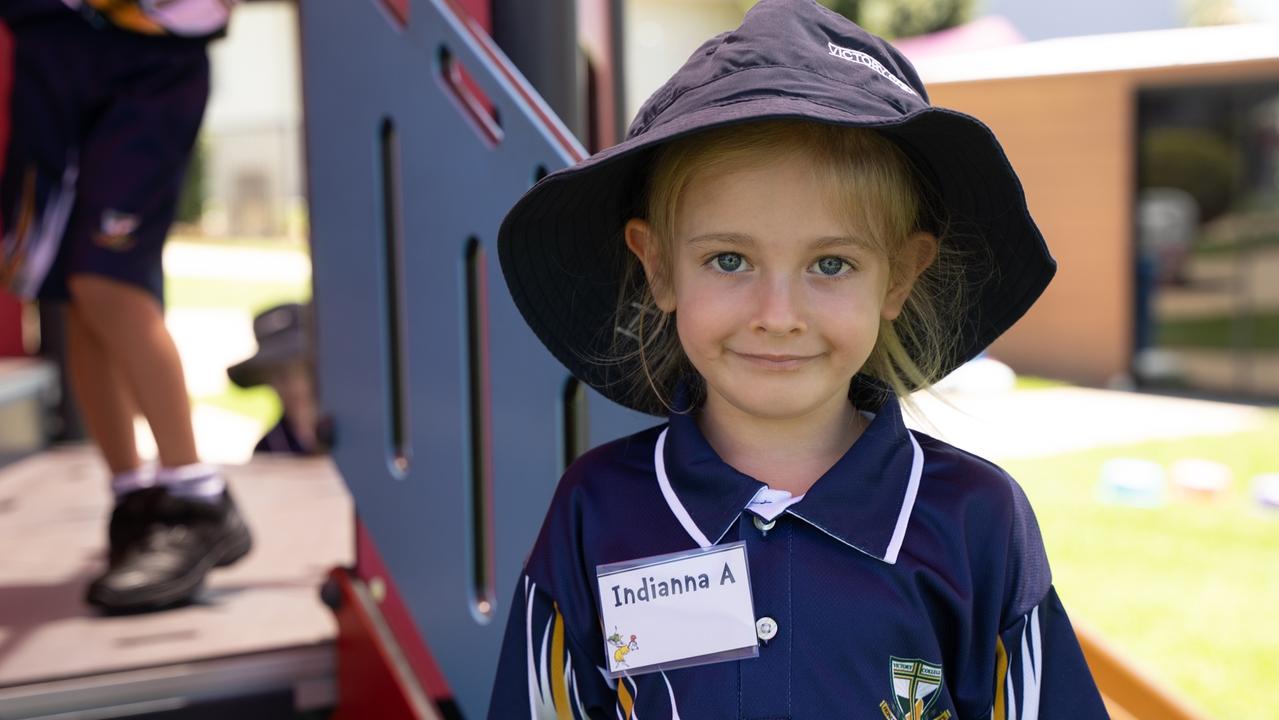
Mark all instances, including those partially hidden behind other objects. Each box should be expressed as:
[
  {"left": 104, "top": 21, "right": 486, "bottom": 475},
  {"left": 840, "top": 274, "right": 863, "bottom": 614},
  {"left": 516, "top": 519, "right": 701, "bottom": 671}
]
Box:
[
  {"left": 106, "top": 487, "right": 166, "bottom": 564},
  {"left": 86, "top": 488, "right": 253, "bottom": 613}
]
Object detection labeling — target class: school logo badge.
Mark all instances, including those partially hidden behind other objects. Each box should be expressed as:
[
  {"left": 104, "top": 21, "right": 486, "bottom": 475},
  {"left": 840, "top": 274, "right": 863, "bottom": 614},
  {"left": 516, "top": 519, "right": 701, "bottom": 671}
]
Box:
[
  {"left": 878, "top": 657, "right": 950, "bottom": 720},
  {"left": 94, "top": 210, "right": 140, "bottom": 251}
]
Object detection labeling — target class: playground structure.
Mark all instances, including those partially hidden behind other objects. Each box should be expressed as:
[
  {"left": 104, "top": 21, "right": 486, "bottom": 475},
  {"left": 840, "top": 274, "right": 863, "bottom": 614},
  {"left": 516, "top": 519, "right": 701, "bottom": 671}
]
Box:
[{"left": 0, "top": 2, "right": 1250, "bottom": 718}]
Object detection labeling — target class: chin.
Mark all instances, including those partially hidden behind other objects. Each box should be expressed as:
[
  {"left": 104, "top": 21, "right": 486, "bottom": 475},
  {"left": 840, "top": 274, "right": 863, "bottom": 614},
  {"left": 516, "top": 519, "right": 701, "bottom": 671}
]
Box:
[{"left": 714, "top": 385, "right": 836, "bottom": 421}]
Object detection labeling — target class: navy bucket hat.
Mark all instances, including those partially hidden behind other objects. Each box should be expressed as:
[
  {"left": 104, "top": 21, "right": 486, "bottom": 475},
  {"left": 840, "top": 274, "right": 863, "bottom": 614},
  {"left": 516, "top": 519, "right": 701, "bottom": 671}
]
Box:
[{"left": 498, "top": 0, "right": 1053, "bottom": 416}]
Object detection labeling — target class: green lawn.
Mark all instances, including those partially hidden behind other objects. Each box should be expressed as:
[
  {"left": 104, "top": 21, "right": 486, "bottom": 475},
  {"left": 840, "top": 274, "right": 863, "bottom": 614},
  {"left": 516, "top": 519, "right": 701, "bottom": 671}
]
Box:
[
  {"left": 1191, "top": 231, "right": 1279, "bottom": 257},
  {"left": 1013, "top": 375, "right": 1069, "bottom": 391},
  {"left": 1158, "top": 311, "right": 1279, "bottom": 351},
  {"left": 166, "top": 275, "right": 311, "bottom": 313},
  {"left": 167, "top": 242, "right": 310, "bottom": 429},
  {"left": 1002, "top": 412, "right": 1279, "bottom": 718},
  {"left": 198, "top": 383, "right": 284, "bottom": 430}
]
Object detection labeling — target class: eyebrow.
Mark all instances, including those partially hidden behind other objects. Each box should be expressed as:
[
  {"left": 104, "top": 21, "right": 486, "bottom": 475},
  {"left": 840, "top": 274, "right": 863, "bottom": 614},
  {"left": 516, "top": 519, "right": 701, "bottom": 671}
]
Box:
[{"left": 686, "top": 232, "right": 872, "bottom": 251}]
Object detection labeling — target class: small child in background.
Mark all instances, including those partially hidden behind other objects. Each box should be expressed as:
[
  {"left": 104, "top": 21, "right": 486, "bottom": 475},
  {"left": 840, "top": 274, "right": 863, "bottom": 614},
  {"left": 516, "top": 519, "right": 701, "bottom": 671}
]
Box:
[
  {"left": 488, "top": 0, "right": 1108, "bottom": 717},
  {"left": 226, "top": 302, "right": 321, "bottom": 456}
]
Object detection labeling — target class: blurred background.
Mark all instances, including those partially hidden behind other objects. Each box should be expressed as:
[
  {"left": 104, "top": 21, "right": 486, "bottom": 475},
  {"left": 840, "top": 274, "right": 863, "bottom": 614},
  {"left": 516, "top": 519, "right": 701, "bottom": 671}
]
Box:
[{"left": 2, "top": 0, "right": 1277, "bottom": 718}]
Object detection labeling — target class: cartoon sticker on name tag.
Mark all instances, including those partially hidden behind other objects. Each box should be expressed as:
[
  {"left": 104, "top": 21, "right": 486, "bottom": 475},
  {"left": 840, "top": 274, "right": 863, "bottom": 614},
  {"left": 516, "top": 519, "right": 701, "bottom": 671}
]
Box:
[{"left": 596, "top": 542, "right": 758, "bottom": 678}]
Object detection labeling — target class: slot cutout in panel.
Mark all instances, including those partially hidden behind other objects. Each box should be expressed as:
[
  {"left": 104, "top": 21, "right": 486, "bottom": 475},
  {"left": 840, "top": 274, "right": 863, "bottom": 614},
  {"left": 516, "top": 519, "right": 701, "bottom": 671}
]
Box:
[
  {"left": 561, "top": 376, "right": 588, "bottom": 472},
  {"left": 465, "top": 237, "right": 495, "bottom": 622},
  {"left": 379, "top": 117, "right": 411, "bottom": 476}
]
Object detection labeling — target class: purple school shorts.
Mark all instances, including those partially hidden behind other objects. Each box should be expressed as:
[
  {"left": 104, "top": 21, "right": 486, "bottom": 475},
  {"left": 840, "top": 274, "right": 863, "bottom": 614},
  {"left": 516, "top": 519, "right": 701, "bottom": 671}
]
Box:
[{"left": 1, "top": 10, "right": 209, "bottom": 302}]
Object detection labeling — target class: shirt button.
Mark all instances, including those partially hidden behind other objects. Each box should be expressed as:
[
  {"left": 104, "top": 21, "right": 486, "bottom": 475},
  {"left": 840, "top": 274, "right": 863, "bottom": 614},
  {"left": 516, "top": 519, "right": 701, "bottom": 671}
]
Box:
[
  {"left": 756, "top": 616, "right": 778, "bottom": 642},
  {"left": 752, "top": 515, "right": 776, "bottom": 534}
]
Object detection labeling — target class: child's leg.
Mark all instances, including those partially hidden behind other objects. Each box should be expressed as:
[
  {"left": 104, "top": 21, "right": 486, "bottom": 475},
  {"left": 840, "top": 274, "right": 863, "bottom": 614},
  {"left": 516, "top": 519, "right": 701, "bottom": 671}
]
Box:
[
  {"left": 66, "top": 273, "right": 200, "bottom": 469},
  {"left": 64, "top": 300, "right": 143, "bottom": 474}
]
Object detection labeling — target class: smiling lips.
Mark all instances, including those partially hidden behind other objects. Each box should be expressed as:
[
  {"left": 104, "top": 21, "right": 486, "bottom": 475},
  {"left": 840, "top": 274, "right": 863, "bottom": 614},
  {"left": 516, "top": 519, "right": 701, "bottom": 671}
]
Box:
[{"left": 731, "top": 351, "right": 822, "bottom": 370}]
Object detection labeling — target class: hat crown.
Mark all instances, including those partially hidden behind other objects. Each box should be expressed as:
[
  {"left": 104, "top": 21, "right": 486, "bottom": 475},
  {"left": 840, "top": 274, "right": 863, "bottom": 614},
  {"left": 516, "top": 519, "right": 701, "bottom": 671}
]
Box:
[
  {"left": 253, "top": 303, "right": 304, "bottom": 342},
  {"left": 629, "top": 0, "right": 929, "bottom": 140}
]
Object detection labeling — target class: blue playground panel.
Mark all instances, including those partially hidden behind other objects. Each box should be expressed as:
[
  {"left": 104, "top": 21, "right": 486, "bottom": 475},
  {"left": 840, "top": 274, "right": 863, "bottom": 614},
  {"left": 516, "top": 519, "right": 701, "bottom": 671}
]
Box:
[{"left": 300, "top": 0, "right": 651, "bottom": 714}]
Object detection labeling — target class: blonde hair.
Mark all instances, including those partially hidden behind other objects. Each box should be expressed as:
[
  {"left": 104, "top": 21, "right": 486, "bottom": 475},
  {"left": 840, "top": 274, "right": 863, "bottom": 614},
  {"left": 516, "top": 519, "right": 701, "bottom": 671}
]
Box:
[{"left": 613, "top": 119, "right": 968, "bottom": 413}]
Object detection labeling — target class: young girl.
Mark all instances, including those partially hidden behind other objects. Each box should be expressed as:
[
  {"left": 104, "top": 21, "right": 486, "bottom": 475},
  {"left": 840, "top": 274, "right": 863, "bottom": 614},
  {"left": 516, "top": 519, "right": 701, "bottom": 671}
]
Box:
[{"left": 490, "top": 0, "right": 1108, "bottom": 717}]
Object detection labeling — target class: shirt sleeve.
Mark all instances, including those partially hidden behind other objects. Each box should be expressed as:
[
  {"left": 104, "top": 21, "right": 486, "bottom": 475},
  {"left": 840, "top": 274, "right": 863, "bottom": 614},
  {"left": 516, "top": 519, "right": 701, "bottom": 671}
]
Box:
[
  {"left": 487, "top": 574, "right": 618, "bottom": 719},
  {"left": 992, "top": 585, "right": 1110, "bottom": 719},
  {"left": 990, "top": 480, "right": 1109, "bottom": 719}
]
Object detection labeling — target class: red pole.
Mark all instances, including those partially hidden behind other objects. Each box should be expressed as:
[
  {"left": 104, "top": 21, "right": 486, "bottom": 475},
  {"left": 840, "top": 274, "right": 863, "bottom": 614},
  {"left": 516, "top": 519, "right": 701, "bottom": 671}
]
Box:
[{"left": 0, "top": 22, "right": 26, "bottom": 358}]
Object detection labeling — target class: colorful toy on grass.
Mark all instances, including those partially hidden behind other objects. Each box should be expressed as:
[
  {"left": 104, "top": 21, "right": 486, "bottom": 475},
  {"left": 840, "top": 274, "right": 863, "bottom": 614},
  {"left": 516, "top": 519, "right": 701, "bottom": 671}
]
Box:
[
  {"left": 1169, "top": 459, "right": 1232, "bottom": 501},
  {"left": 1097, "top": 459, "right": 1166, "bottom": 508},
  {"left": 1252, "top": 474, "right": 1279, "bottom": 512}
]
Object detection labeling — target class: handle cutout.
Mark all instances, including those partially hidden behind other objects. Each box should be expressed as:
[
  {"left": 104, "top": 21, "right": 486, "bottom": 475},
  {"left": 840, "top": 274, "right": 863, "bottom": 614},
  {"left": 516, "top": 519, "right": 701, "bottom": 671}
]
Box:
[
  {"left": 377, "top": 0, "right": 408, "bottom": 27},
  {"left": 439, "top": 46, "right": 503, "bottom": 147}
]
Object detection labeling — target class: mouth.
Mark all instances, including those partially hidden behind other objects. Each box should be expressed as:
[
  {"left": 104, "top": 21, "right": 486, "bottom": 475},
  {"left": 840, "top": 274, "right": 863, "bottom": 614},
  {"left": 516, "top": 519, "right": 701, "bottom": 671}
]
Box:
[{"left": 730, "top": 351, "right": 820, "bottom": 370}]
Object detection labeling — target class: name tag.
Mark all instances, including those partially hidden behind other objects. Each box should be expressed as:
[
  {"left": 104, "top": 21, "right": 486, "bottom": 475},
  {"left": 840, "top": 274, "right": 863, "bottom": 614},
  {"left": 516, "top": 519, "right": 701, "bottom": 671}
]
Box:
[{"left": 596, "top": 542, "right": 758, "bottom": 678}]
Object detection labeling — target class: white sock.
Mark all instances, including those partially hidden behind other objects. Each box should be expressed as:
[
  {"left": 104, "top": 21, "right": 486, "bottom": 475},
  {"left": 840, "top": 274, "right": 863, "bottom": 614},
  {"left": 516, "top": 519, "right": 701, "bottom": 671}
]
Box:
[
  {"left": 111, "top": 466, "right": 155, "bottom": 499},
  {"left": 155, "top": 462, "right": 226, "bottom": 502}
]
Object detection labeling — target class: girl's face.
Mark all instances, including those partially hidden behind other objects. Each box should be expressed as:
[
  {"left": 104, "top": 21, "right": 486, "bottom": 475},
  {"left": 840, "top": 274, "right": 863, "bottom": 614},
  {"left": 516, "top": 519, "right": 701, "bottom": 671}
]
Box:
[{"left": 626, "top": 151, "right": 932, "bottom": 425}]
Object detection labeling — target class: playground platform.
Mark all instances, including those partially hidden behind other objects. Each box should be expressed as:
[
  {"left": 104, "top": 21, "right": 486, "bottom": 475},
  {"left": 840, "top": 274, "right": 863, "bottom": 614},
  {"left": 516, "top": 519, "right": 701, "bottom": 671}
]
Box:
[{"left": 0, "top": 448, "right": 350, "bottom": 719}]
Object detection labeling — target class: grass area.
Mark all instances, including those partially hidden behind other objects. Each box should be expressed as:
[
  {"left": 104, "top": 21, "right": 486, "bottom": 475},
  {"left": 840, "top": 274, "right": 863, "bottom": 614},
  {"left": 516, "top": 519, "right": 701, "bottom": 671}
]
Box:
[
  {"left": 1012, "top": 375, "right": 1069, "bottom": 391},
  {"left": 1157, "top": 311, "right": 1279, "bottom": 350},
  {"left": 1192, "top": 231, "right": 1279, "bottom": 257},
  {"left": 166, "top": 275, "right": 310, "bottom": 312},
  {"left": 198, "top": 383, "right": 282, "bottom": 431},
  {"left": 169, "top": 231, "right": 310, "bottom": 251},
  {"left": 167, "top": 250, "right": 309, "bottom": 429},
  {"left": 1002, "top": 411, "right": 1279, "bottom": 718}
]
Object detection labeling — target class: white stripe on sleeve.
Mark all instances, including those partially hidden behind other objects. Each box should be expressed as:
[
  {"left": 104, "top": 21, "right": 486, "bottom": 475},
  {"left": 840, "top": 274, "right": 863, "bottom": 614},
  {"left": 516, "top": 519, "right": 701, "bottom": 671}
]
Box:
[{"left": 1019, "top": 606, "right": 1042, "bottom": 720}]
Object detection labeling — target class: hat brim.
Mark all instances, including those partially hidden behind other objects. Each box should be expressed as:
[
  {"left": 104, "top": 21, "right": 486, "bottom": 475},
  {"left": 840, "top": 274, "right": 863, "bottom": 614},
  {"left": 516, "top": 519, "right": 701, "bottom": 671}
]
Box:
[
  {"left": 227, "top": 334, "right": 308, "bottom": 389},
  {"left": 499, "top": 97, "right": 1054, "bottom": 416}
]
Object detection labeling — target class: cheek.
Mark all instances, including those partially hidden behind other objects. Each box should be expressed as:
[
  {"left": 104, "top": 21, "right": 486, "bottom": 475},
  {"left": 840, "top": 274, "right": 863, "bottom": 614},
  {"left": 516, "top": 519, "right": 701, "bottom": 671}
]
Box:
[
  {"left": 672, "top": 278, "right": 740, "bottom": 355},
  {"left": 674, "top": 300, "right": 723, "bottom": 359},
  {"left": 812, "top": 286, "right": 883, "bottom": 346}
]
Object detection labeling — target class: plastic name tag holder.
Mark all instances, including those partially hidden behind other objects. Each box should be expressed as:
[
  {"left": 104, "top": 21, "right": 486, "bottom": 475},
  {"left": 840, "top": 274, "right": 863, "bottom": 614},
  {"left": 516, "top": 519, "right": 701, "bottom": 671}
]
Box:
[{"left": 595, "top": 541, "right": 759, "bottom": 679}]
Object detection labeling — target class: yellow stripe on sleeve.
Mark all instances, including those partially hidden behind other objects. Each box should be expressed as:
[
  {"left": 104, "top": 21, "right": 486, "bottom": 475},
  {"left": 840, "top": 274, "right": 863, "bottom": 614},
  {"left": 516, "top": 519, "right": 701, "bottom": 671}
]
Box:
[
  {"left": 617, "top": 678, "right": 635, "bottom": 719},
  {"left": 994, "top": 635, "right": 1009, "bottom": 720},
  {"left": 549, "top": 605, "right": 572, "bottom": 720}
]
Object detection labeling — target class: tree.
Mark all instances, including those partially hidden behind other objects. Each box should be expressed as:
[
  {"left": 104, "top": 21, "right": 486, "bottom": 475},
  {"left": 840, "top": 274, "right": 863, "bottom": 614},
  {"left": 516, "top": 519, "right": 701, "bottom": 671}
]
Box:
[
  {"left": 1182, "top": 0, "right": 1247, "bottom": 26},
  {"left": 818, "top": 0, "right": 975, "bottom": 39}
]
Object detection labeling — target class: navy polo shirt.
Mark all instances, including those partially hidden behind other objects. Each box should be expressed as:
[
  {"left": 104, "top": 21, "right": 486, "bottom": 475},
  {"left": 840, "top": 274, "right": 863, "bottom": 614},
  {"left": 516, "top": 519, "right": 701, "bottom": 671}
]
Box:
[{"left": 489, "top": 392, "right": 1108, "bottom": 719}]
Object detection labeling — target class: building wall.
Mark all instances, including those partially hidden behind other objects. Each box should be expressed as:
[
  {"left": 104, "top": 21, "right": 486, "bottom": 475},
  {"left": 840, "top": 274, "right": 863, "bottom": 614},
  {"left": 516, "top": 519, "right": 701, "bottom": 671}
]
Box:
[
  {"left": 204, "top": 2, "right": 303, "bottom": 238},
  {"left": 927, "top": 58, "right": 1279, "bottom": 385}
]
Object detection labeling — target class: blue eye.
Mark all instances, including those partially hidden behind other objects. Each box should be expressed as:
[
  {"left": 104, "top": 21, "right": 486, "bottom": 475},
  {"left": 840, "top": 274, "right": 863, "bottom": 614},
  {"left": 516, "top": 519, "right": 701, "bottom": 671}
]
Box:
[
  {"left": 713, "top": 253, "right": 745, "bottom": 273},
  {"left": 814, "top": 257, "right": 850, "bottom": 276}
]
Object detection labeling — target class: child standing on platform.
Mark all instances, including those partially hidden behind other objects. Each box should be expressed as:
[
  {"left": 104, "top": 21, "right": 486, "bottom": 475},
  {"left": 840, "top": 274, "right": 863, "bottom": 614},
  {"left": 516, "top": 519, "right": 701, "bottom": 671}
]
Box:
[
  {"left": 1, "top": 0, "right": 248, "bottom": 613},
  {"left": 489, "top": 0, "right": 1108, "bottom": 717}
]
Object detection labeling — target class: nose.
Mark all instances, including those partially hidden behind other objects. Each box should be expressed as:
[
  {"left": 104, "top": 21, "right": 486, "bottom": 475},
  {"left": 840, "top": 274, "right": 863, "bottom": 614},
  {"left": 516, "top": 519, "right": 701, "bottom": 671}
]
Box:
[{"left": 751, "top": 273, "right": 806, "bottom": 336}]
